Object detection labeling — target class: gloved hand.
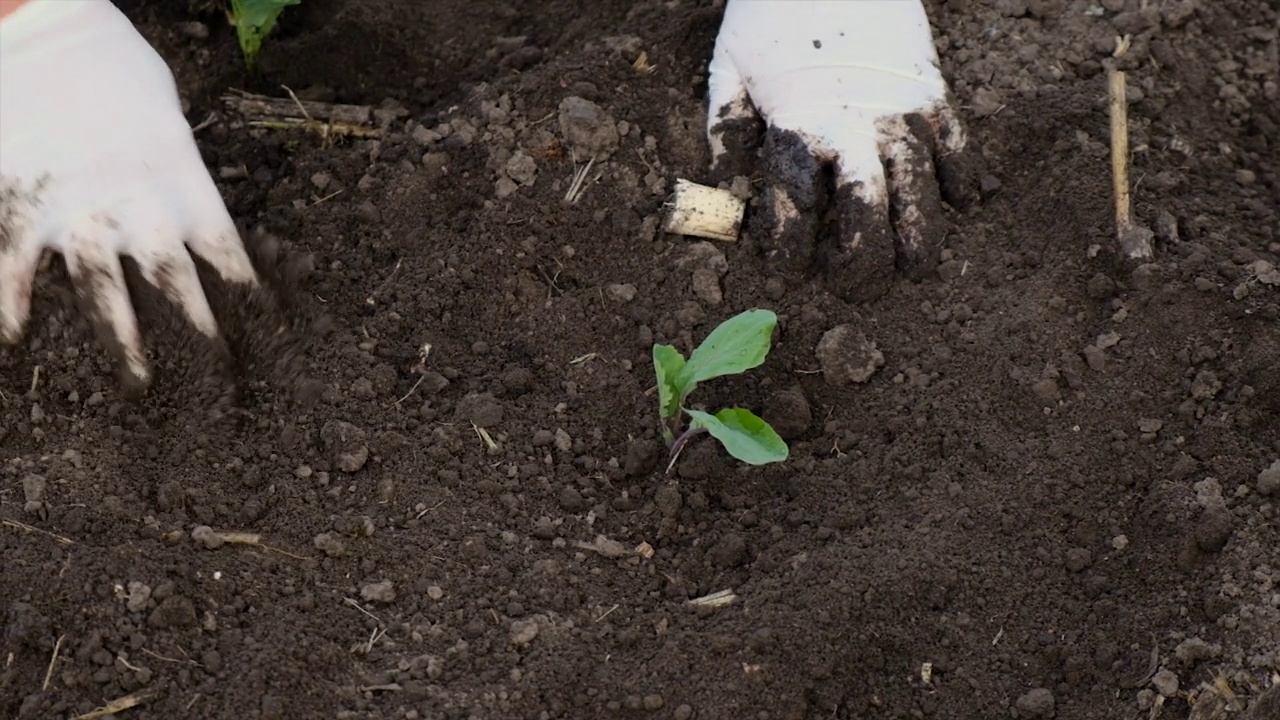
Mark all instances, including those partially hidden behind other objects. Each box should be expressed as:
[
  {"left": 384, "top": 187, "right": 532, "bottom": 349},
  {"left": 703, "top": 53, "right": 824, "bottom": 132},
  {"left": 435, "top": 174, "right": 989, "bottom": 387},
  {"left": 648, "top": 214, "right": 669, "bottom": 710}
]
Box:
[
  {"left": 0, "top": 0, "right": 257, "bottom": 387},
  {"left": 708, "top": 0, "right": 979, "bottom": 302}
]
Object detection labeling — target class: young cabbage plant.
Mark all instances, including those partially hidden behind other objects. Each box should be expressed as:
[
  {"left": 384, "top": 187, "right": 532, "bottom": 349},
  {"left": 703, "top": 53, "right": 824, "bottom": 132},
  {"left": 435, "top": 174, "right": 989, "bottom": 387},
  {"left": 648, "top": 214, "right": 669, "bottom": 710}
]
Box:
[
  {"left": 229, "top": 0, "right": 300, "bottom": 72},
  {"left": 652, "top": 309, "right": 788, "bottom": 467}
]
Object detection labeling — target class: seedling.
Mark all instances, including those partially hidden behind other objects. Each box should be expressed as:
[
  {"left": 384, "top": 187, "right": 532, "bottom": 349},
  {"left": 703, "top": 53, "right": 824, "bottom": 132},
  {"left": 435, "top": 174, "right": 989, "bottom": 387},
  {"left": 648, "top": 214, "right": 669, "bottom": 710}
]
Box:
[
  {"left": 229, "top": 0, "right": 300, "bottom": 73},
  {"left": 653, "top": 309, "right": 788, "bottom": 467}
]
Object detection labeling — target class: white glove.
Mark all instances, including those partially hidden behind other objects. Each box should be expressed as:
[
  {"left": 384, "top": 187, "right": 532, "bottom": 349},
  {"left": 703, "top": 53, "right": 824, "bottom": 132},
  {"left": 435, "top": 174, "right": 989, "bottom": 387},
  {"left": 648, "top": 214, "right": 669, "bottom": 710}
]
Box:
[
  {"left": 0, "top": 0, "right": 257, "bottom": 387},
  {"left": 708, "top": 0, "right": 978, "bottom": 302}
]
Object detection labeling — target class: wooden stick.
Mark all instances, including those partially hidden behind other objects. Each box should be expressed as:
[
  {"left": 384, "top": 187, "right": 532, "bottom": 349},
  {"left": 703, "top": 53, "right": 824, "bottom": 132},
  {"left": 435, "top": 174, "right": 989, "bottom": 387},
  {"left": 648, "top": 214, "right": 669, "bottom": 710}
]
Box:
[
  {"left": 662, "top": 179, "right": 745, "bottom": 242},
  {"left": 221, "top": 89, "right": 383, "bottom": 139},
  {"left": 1108, "top": 69, "right": 1154, "bottom": 261}
]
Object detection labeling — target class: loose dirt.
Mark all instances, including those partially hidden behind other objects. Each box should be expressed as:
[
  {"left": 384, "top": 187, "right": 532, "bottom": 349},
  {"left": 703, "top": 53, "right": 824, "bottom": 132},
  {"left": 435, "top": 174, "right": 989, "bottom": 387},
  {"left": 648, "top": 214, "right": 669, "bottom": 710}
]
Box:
[{"left": 3, "top": 1, "right": 1278, "bottom": 718}]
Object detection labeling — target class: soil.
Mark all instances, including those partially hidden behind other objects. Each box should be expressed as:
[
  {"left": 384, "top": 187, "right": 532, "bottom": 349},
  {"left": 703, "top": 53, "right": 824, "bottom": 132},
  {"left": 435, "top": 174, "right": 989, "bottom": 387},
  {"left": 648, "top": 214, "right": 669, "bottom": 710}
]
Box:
[{"left": 3, "top": 0, "right": 1278, "bottom": 719}]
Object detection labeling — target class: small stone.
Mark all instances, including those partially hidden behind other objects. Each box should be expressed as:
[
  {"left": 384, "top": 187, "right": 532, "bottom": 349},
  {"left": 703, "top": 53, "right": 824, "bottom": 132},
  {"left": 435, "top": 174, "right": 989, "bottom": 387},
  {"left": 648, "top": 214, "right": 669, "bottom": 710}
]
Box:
[
  {"left": 313, "top": 532, "right": 346, "bottom": 558},
  {"left": 655, "top": 484, "right": 682, "bottom": 518},
  {"left": 1137, "top": 418, "right": 1163, "bottom": 433},
  {"left": 456, "top": 392, "right": 504, "bottom": 428},
  {"left": 1190, "top": 370, "right": 1221, "bottom": 400},
  {"left": 691, "top": 267, "right": 723, "bottom": 306},
  {"left": 674, "top": 704, "right": 694, "bottom": 720},
  {"left": 624, "top": 438, "right": 658, "bottom": 477},
  {"left": 510, "top": 618, "right": 540, "bottom": 645},
  {"left": 642, "top": 694, "right": 665, "bottom": 711},
  {"left": 427, "top": 585, "right": 445, "bottom": 600},
  {"left": 21, "top": 474, "right": 45, "bottom": 504},
  {"left": 1174, "top": 637, "right": 1220, "bottom": 662},
  {"left": 1083, "top": 345, "right": 1107, "bottom": 372},
  {"left": 995, "top": 0, "right": 1027, "bottom": 16},
  {"left": 360, "top": 580, "right": 396, "bottom": 604},
  {"left": 708, "top": 533, "right": 747, "bottom": 568},
  {"left": 1257, "top": 460, "right": 1280, "bottom": 496},
  {"left": 1151, "top": 668, "right": 1179, "bottom": 697},
  {"left": 1014, "top": 687, "right": 1055, "bottom": 718},
  {"left": 1193, "top": 506, "right": 1234, "bottom": 553},
  {"left": 177, "top": 21, "right": 210, "bottom": 40},
  {"left": 1065, "top": 548, "right": 1092, "bottom": 572},
  {"left": 191, "top": 525, "right": 224, "bottom": 550},
  {"left": 606, "top": 283, "right": 637, "bottom": 302},
  {"left": 1086, "top": 273, "right": 1116, "bottom": 299},
  {"left": 125, "top": 582, "right": 152, "bottom": 613},
  {"left": 148, "top": 595, "right": 197, "bottom": 628},
  {"left": 320, "top": 420, "right": 369, "bottom": 473},
  {"left": 1031, "top": 378, "right": 1061, "bottom": 403},
  {"left": 505, "top": 150, "right": 538, "bottom": 186},
  {"left": 762, "top": 386, "right": 812, "bottom": 440},
  {"left": 558, "top": 486, "right": 587, "bottom": 512},
  {"left": 494, "top": 177, "right": 519, "bottom": 198},
  {"left": 557, "top": 96, "right": 619, "bottom": 161},
  {"left": 553, "top": 428, "right": 573, "bottom": 453},
  {"left": 816, "top": 323, "right": 884, "bottom": 386}
]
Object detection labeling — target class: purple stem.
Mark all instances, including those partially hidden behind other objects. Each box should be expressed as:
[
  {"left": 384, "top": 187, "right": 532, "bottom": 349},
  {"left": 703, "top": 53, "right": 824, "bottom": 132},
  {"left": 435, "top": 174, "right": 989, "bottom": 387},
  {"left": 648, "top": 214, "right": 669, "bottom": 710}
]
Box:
[{"left": 668, "top": 425, "right": 706, "bottom": 459}]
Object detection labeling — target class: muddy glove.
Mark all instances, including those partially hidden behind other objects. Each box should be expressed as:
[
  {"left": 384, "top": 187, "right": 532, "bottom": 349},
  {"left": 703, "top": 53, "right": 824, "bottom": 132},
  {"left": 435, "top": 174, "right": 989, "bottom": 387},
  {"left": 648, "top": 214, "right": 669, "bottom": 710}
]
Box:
[
  {"left": 708, "top": 0, "right": 979, "bottom": 302},
  {"left": 0, "top": 0, "right": 257, "bottom": 387}
]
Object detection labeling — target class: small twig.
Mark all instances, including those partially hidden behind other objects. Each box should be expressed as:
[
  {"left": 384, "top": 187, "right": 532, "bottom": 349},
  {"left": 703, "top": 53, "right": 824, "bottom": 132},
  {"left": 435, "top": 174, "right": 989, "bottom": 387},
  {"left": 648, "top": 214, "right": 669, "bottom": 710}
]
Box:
[
  {"left": 365, "top": 259, "right": 404, "bottom": 306},
  {"left": 43, "top": 634, "right": 64, "bottom": 691},
  {"left": 2, "top": 518, "right": 75, "bottom": 545},
  {"left": 191, "top": 112, "right": 218, "bottom": 133},
  {"left": 343, "top": 597, "right": 385, "bottom": 626},
  {"left": 473, "top": 423, "right": 498, "bottom": 451},
  {"left": 665, "top": 426, "right": 706, "bottom": 474},
  {"left": 73, "top": 690, "right": 157, "bottom": 719},
  {"left": 391, "top": 342, "right": 433, "bottom": 408},
  {"left": 415, "top": 499, "right": 447, "bottom": 520},
  {"left": 281, "top": 85, "right": 315, "bottom": 123},
  {"left": 1108, "top": 68, "right": 1154, "bottom": 260},
  {"left": 141, "top": 648, "right": 200, "bottom": 666},
  {"left": 564, "top": 157, "right": 596, "bottom": 204},
  {"left": 308, "top": 189, "right": 343, "bottom": 207},
  {"left": 30, "top": 365, "right": 40, "bottom": 392}
]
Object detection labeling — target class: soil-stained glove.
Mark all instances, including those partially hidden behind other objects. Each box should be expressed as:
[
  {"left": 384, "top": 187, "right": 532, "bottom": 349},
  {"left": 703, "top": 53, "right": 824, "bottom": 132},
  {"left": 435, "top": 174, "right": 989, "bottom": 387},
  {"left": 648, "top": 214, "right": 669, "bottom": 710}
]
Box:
[
  {"left": 708, "top": 0, "right": 979, "bottom": 302},
  {"left": 0, "top": 0, "right": 256, "bottom": 386}
]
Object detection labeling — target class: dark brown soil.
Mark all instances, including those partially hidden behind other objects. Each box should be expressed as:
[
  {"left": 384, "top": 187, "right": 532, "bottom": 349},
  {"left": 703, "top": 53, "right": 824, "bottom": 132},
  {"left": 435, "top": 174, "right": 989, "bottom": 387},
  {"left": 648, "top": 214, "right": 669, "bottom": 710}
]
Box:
[{"left": 3, "top": 1, "right": 1279, "bottom": 718}]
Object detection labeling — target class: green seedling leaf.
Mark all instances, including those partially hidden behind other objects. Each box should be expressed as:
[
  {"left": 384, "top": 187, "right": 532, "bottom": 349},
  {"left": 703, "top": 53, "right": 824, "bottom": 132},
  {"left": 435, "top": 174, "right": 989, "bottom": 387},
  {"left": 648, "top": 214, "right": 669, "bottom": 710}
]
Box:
[
  {"left": 686, "top": 408, "right": 788, "bottom": 466},
  {"left": 677, "top": 309, "right": 777, "bottom": 388},
  {"left": 652, "top": 344, "right": 687, "bottom": 420},
  {"left": 231, "top": 0, "right": 301, "bottom": 71}
]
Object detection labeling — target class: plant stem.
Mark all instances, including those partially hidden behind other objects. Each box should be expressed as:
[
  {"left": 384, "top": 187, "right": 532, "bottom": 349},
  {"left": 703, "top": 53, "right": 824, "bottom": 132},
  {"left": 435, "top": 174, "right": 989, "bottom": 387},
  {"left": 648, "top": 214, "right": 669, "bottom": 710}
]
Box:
[{"left": 668, "top": 425, "right": 706, "bottom": 459}]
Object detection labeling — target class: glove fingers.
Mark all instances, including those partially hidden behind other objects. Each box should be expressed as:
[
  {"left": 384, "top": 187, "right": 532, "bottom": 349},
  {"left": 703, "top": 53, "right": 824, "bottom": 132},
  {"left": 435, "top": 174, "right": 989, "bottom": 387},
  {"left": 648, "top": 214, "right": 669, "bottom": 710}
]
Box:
[
  {"left": 0, "top": 179, "right": 44, "bottom": 344},
  {"left": 63, "top": 218, "right": 149, "bottom": 389},
  {"left": 928, "top": 103, "right": 981, "bottom": 209},
  {"left": 826, "top": 142, "right": 896, "bottom": 304},
  {"left": 171, "top": 167, "right": 257, "bottom": 287},
  {"left": 883, "top": 113, "right": 947, "bottom": 280},
  {"left": 706, "top": 51, "right": 763, "bottom": 181},
  {"left": 747, "top": 126, "right": 825, "bottom": 274},
  {"left": 102, "top": 185, "right": 224, "bottom": 340}
]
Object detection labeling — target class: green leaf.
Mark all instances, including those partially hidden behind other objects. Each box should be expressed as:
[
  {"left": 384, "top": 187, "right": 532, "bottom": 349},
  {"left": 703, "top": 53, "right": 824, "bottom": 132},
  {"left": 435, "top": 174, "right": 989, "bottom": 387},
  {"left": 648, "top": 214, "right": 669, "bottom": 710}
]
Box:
[
  {"left": 231, "top": 0, "right": 301, "bottom": 71},
  {"left": 686, "top": 408, "right": 788, "bottom": 465},
  {"left": 652, "top": 344, "right": 687, "bottom": 420},
  {"left": 677, "top": 309, "right": 777, "bottom": 388}
]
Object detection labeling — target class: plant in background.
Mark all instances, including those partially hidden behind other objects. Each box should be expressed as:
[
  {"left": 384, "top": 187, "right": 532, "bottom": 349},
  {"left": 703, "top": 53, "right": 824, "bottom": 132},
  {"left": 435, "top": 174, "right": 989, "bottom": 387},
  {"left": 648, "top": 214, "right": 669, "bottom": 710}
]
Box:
[
  {"left": 653, "top": 309, "right": 788, "bottom": 467},
  {"left": 229, "top": 0, "right": 300, "bottom": 72}
]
